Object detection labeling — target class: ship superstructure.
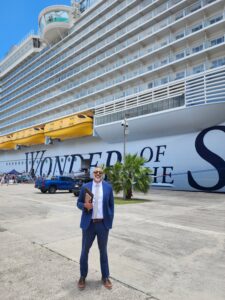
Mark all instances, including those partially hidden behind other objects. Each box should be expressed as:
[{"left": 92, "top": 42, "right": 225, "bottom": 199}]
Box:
[{"left": 0, "top": 0, "right": 225, "bottom": 192}]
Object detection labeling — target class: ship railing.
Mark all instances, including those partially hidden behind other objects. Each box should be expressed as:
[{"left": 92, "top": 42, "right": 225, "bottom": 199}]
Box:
[
  {"left": 0, "top": 30, "right": 35, "bottom": 64},
  {"left": 1, "top": 53, "right": 224, "bottom": 129},
  {"left": 1, "top": 26, "right": 225, "bottom": 106},
  {"left": 2, "top": 0, "right": 223, "bottom": 102},
  {"left": 0, "top": 2, "right": 223, "bottom": 126},
  {"left": 1, "top": 2, "right": 223, "bottom": 92},
  {"left": 95, "top": 81, "right": 185, "bottom": 117},
  {"left": 1, "top": 0, "right": 218, "bottom": 88},
  {"left": 185, "top": 66, "right": 225, "bottom": 106},
  {"left": 95, "top": 64, "right": 225, "bottom": 120}
]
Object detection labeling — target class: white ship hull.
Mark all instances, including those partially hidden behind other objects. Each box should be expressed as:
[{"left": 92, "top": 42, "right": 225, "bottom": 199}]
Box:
[{"left": 1, "top": 122, "right": 225, "bottom": 192}]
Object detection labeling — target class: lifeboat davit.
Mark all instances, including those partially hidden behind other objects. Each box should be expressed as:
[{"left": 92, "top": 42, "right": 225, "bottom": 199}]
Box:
[
  {"left": 44, "top": 114, "right": 93, "bottom": 141},
  {"left": 0, "top": 135, "right": 14, "bottom": 150},
  {"left": 12, "top": 127, "right": 45, "bottom": 147}
]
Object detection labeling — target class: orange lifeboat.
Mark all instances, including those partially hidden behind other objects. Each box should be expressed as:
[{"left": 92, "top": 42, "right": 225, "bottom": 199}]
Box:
[
  {"left": 12, "top": 127, "right": 45, "bottom": 147},
  {"left": 0, "top": 135, "right": 14, "bottom": 150},
  {"left": 44, "top": 114, "right": 93, "bottom": 141}
]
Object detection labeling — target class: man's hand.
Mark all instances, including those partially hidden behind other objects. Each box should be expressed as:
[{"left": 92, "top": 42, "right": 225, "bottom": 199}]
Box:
[{"left": 84, "top": 201, "right": 93, "bottom": 210}]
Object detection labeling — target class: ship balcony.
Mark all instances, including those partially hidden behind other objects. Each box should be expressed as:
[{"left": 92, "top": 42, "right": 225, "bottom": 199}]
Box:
[
  {"left": 0, "top": 35, "right": 42, "bottom": 77},
  {"left": 94, "top": 67, "right": 225, "bottom": 142}
]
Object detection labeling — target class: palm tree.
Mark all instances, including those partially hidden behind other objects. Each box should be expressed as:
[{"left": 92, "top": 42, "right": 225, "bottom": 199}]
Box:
[{"left": 105, "top": 154, "right": 152, "bottom": 199}]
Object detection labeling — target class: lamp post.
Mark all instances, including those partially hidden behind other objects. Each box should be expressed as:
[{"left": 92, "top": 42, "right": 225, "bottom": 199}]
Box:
[{"left": 121, "top": 116, "right": 129, "bottom": 199}]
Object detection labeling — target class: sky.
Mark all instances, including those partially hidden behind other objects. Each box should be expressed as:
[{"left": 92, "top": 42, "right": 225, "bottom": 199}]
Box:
[{"left": 0, "top": 0, "right": 71, "bottom": 60}]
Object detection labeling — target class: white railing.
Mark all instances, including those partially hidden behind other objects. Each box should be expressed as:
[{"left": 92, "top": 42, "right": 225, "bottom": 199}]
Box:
[
  {"left": 95, "top": 65, "right": 225, "bottom": 118},
  {"left": 1, "top": 65, "right": 225, "bottom": 135},
  {"left": 0, "top": 31, "right": 35, "bottom": 64},
  {"left": 1, "top": 0, "right": 223, "bottom": 103},
  {"left": 0, "top": 0, "right": 199, "bottom": 87},
  {"left": 95, "top": 82, "right": 185, "bottom": 117}
]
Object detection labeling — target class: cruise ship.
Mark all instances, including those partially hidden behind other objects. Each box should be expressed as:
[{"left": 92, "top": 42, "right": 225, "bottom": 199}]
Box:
[{"left": 0, "top": 0, "right": 225, "bottom": 192}]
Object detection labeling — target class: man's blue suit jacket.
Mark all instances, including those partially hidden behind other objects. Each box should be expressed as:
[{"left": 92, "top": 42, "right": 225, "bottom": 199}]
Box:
[{"left": 77, "top": 180, "right": 114, "bottom": 230}]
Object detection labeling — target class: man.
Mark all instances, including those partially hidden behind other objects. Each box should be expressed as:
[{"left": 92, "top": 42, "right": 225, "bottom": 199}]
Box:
[{"left": 77, "top": 166, "right": 114, "bottom": 290}]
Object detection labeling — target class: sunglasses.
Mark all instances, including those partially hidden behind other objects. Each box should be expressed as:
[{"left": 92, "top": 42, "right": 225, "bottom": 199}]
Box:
[{"left": 93, "top": 171, "right": 103, "bottom": 175}]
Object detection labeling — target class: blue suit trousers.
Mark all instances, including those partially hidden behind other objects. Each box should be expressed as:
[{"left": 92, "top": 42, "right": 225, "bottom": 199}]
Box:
[{"left": 80, "top": 221, "right": 109, "bottom": 279}]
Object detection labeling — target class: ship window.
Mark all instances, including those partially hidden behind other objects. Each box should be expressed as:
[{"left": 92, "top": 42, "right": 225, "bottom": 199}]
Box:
[
  {"left": 176, "top": 52, "right": 184, "bottom": 60},
  {"left": 192, "top": 44, "right": 203, "bottom": 53},
  {"left": 191, "top": 23, "right": 202, "bottom": 33},
  {"left": 78, "top": 114, "right": 86, "bottom": 118},
  {"left": 161, "top": 59, "right": 168, "bottom": 66},
  {"left": 45, "top": 10, "right": 69, "bottom": 24},
  {"left": 160, "top": 40, "right": 168, "bottom": 47},
  {"left": 80, "top": 1, "right": 86, "bottom": 13},
  {"left": 210, "top": 36, "right": 224, "bottom": 47},
  {"left": 175, "top": 10, "right": 184, "bottom": 21},
  {"left": 175, "top": 32, "right": 184, "bottom": 40},
  {"left": 211, "top": 57, "right": 225, "bottom": 68},
  {"left": 33, "top": 38, "right": 40, "bottom": 48},
  {"left": 205, "top": 0, "right": 216, "bottom": 3},
  {"left": 208, "top": 15, "right": 223, "bottom": 25},
  {"left": 189, "top": 2, "right": 201, "bottom": 13},
  {"left": 193, "top": 64, "right": 204, "bottom": 74},
  {"left": 161, "top": 77, "right": 168, "bottom": 84},
  {"left": 175, "top": 71, "right": 185, "bottom": 80}
]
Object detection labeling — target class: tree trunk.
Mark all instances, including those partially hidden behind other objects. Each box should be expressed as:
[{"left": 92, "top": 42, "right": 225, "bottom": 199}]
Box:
[{"left": 126, "top": 187, "right": 132, "bottom": 200}]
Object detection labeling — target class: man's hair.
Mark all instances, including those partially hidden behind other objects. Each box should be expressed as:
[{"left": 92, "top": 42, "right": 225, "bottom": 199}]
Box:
[{"left": 93, "top": 166, "right": 103, "bottom": 171}]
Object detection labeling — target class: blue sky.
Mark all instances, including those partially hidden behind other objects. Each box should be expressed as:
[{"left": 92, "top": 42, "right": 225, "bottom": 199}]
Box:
[{"left": 0, "top": 0, "right": 70, "bottom": 60}]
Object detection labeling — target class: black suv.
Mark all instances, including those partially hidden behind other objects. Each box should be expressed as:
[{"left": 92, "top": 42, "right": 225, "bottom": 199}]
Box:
[{"left": 73, "top": 176, "right": 91, "bottom": 196}]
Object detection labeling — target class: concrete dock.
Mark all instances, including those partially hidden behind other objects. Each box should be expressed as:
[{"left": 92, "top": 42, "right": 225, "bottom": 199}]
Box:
[{"left": 0, "top": 184, "right": 224, "bottom": 300}]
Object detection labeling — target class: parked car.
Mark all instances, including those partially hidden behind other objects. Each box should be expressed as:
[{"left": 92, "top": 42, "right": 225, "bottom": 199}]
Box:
[
  {"left": 17, "top": 174, "right": 33, "bottom": 183},
  {"left": 35, "top": 176, "right": 76, "bottom": 194},
  {"left": 72, "top": 176, "right": 91, "bottom": 196}
]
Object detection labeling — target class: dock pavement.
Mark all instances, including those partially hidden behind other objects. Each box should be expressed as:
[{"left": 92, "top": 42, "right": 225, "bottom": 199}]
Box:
[{"left": 0, "top": 184, "right": 225, "bottom": 300}]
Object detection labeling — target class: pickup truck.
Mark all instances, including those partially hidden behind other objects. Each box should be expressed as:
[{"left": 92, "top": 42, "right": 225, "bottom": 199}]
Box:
[{"left": 35, "top": 176, "right": 75, "bottom": 194}]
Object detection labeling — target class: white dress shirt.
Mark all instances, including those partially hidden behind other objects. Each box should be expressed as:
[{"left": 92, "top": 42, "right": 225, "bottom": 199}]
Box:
[{"left": 92, "top": 181, "right": 103, "bottom": 219}]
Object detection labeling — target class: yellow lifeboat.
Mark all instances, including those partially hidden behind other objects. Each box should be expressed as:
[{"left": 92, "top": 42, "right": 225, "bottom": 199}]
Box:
[
  {"left": 0, "top": 135, "right": 14, "bottom": 150},
  {"left": 12, "top": 127, "right": 45, "bottom": 147},
  {"left": 44, "top": 114, "right": 93, "bottom": 141}
]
